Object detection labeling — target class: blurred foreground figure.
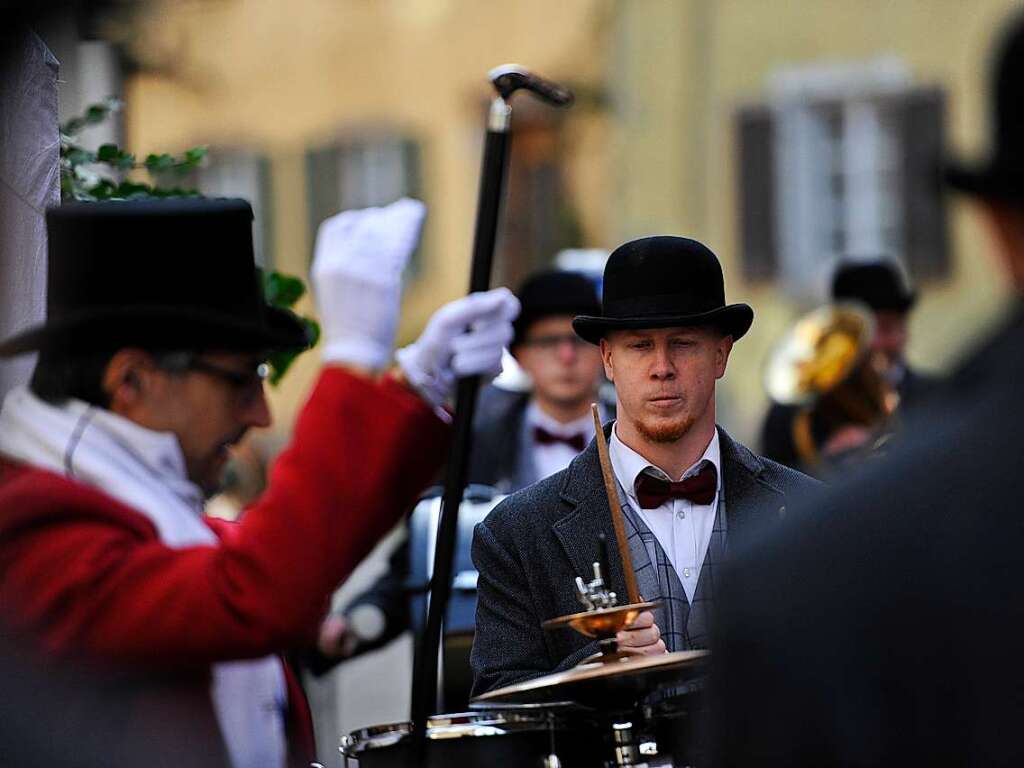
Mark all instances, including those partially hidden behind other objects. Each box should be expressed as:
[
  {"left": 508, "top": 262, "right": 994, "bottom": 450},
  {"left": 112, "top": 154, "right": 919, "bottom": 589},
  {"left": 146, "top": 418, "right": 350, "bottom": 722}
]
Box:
[
  {"left": 714, "top": 14, "right": 1024, "bottom": 766},
  {"left": 761, "top": 258, "right": 936, "bottom": 476},
  {"left": 0, "top": 198, "right": 517, "bottom": 768}
]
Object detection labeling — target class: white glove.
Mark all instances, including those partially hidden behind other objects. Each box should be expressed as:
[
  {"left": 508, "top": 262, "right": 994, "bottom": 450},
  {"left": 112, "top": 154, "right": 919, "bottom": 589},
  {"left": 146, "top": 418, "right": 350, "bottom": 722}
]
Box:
[
  {"left": 396, "top": 288, "right": 520, "bottom": 409},
  {"left": 311, "top": 198, "right": 426, "bottom": 369}
]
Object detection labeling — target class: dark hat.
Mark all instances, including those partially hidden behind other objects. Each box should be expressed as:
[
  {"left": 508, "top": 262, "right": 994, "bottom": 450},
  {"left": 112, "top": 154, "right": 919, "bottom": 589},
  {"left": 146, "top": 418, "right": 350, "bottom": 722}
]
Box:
[
  {"left": 831, "top": 259, "right": 916, "bottom": 312},
  {"left": 572, "top": 236, "right": 753, "bottom": 345},
  {"left": 947, "top": 12, "right": 1024, "bottom": 199},
  {"left": 512, "top": 270, "right": 600, "bottom": 347},
  {"left": 0, "top": 198, "right": 310, "bottom": 357}
]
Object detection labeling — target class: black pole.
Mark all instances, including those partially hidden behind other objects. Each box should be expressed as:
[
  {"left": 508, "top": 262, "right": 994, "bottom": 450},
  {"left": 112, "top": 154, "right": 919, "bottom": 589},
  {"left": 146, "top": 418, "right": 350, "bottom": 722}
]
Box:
[
  {"left": 406, "top": 67, "right": 571, "bottom": 764},
  {"left": 409, "top": 109, "right": 511, "bottom": 749}
]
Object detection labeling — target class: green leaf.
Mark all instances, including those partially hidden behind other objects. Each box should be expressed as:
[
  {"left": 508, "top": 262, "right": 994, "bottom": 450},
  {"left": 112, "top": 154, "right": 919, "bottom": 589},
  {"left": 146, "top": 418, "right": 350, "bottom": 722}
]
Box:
[
  {"left": 144, "top": 153, "right": 176, "bottom": 173},
  {"left": 96, "top": 144, "right": 135, "bottom": 170},
  {"left": 263, "top": 271, "right": 306, "bottom": 308},
  {"left": 183, "top": 146, "right": 208, "bottom": 166},
  {"left": 64, "top": 148, "right": 96, "bottom": 167}
]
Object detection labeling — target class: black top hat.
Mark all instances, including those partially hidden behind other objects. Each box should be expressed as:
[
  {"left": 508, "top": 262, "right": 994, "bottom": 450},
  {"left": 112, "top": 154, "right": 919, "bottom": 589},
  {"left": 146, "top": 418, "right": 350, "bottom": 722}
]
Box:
[
  {"left": 947, "top": 12, "right": 1024, "bottom": 199},
  {"left": 572, "top": 236, "right": 753, "bottom": 345},
  {"left": 0, "top": 199, "right": 310, "bottom": 357},
  {"left": 831, "top": 259, "right": 916, "bottom": 313},
  {"left": 512, "top": 270, "right": 600, "bottom": 348}
]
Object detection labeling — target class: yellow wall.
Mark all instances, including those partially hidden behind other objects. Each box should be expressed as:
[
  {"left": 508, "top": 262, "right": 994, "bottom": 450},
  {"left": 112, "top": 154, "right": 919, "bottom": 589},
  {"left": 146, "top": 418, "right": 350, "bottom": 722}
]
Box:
[
  {"left": 610, "top": 0, "right": 1021, "bottom": 440},
  {"left": 124, "top": 0, "right": 1022, "bottom": 442},
  {"left": 124, "top": 0, "right": 613, "bottom": 427}
]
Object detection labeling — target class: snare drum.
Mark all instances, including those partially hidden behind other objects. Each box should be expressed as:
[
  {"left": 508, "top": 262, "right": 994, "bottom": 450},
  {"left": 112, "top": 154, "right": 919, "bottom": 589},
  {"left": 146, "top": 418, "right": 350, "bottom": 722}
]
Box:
[{"left": 340, "top": 708, "right": 603, "bottom": 767}]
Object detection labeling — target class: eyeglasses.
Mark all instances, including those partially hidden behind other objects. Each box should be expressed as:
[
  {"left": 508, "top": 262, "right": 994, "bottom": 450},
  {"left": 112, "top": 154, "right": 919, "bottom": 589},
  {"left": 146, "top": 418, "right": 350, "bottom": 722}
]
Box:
[
  {"left": 158, "top": 353, "right": 269, "bottom": 407},
  {"left": 520, "top": 334, "right": 589, "bottom": 352}
]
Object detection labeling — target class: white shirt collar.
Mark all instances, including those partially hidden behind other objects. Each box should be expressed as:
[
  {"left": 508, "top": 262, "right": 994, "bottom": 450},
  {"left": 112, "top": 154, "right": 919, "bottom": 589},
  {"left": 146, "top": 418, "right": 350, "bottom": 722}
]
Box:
[
  {"left": 525, "top": 400, "right": 595, "bottom": 439},
  {"left": 609, "top": 423, "right": 721, "bottom": 507}
]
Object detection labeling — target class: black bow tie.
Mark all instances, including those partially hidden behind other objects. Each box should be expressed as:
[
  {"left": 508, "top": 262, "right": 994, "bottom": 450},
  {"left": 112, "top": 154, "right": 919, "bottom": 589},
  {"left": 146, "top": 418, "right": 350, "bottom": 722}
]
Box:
[
  {"left": 634, "top": 464, "right": 717, "bottom": 509},
  {"left": 533, "top": 426, "right": 586, "bottom": 452}
]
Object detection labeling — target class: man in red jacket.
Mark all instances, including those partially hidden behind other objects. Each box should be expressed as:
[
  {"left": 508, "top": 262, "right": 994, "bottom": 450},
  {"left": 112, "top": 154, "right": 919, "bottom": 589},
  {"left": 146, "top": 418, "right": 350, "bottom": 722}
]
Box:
[{"left": 0, "top": 197, "right": 517, "bottom": 768}]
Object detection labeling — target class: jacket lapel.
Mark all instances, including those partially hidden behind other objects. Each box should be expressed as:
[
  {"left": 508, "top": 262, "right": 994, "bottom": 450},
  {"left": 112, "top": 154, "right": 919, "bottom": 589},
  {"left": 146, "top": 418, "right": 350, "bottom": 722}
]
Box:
[
  {"left": 718, "top": 426, "right": 787, "bottom": 531},
  {"left": 550, "top": 426, "right": 630, "bottom": 599}
]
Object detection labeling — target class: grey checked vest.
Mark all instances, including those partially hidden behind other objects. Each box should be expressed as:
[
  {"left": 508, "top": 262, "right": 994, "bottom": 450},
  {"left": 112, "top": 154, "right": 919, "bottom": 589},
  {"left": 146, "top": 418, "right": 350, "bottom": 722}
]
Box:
[{"left": 617, "top": 476, "right": 728, "bottom": 651}]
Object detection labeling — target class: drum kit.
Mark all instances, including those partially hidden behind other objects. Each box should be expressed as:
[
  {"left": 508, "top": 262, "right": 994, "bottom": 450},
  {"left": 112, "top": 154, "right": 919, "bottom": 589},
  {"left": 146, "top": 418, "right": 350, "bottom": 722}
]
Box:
[{"left": 341, "top": 570, "right": 710, "bottom": 767}]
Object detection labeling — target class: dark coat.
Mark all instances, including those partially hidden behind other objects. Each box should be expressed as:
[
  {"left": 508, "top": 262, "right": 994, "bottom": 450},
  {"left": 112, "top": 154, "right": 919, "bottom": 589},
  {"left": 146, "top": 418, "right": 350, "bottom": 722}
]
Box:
[
  {"left": 467, "top": 393, "right": 534, "bottom": 493},
  {"left": 470, "top": 425, "right": 821, "bottom": 696},
  {"left": 713, "top": 305, "right": 1024, "bottom": 767}
]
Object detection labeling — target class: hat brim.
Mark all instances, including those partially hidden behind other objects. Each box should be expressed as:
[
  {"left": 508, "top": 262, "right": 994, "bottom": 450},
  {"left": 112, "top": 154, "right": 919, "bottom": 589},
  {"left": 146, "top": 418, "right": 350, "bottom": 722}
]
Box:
[
  {"left": 0, "top": 305, "right": 311, "bottom": 358},
  {"left": 946, "top": 158, "right": 1024, "bottom": 201},
  {"left": 572, "top": 303, "right": 754, "bottom": 345}
]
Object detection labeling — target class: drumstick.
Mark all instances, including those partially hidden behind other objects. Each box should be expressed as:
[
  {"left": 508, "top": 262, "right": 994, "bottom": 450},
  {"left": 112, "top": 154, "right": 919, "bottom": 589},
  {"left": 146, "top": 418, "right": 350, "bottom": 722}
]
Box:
[{"left": 591, "top": 403, "right": 641, "bottom": 604}]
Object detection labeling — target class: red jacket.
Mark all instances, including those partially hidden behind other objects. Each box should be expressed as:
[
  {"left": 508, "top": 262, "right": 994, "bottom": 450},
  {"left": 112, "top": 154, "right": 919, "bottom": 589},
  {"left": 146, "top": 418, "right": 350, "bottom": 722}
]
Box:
[{"left": 0, "top": 368, "right": 448, "bottom": 765}]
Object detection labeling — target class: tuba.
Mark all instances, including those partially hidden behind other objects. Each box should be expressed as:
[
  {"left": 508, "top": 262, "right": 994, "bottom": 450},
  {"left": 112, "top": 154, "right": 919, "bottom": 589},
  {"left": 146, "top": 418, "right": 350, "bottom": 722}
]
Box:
[{"left": 764, "top": 303, "right": 900, "bottom": 469}]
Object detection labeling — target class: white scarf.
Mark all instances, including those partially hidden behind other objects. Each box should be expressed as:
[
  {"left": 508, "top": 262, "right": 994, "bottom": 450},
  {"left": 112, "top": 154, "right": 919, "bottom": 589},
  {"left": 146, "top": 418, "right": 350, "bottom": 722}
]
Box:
[{"left": 0, "top": 387, "right": 288, "bottom": 768}]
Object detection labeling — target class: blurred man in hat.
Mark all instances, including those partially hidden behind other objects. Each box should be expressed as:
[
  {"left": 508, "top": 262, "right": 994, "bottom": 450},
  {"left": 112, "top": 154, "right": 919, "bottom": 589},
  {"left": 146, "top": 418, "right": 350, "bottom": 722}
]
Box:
[
  {"left": 468, "top": 269, "right": 608, "bottom": 492},
  {"left": 470, "top": 236, "right": 819, "bottom": 695},
  {"left": 760, "top": 258, "right": 937, "bottom": 475},
  {"left": 713, "top": 12, "right": 1024, "bottom": 766},
  {"left": 310, "top": 270, "right": 607, "bottom": 708},
  {"left": 0, "top": 197, "right": 518, "bottom": 768}
]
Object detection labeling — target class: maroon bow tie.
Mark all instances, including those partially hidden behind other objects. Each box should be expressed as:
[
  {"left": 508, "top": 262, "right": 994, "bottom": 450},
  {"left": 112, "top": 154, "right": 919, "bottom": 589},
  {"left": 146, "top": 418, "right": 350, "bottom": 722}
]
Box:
[
  {"left": 634, "top": 464, "right": 718, "bottom": 509},
  {"left": 533, "top": 426, "right": 586, "bottom": 452}
]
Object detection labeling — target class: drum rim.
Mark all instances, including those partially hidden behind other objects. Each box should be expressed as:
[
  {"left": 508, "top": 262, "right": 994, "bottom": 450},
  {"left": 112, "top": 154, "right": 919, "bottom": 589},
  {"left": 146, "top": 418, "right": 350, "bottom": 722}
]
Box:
[{"left": 339, "top": 710, "right": 554, "bottom": 756}]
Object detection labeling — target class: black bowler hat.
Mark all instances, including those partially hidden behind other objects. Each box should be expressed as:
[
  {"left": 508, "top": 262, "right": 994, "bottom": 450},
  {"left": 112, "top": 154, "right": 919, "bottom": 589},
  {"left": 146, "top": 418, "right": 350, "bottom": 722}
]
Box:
[
  {"left": 947, "top": 12, "right": 1024, "bottom": 199},
  {"left": 0, "top": 199, "right": 311, "bottom": 357},
  {"left": 512, "top": 270, "right": 600, "bottom": 348},
  {"left": 572, "top": 236, "right": 753, "bottom": 345},
  {"left": 831, "top": 259, "right": 916, "bottom": 313}
]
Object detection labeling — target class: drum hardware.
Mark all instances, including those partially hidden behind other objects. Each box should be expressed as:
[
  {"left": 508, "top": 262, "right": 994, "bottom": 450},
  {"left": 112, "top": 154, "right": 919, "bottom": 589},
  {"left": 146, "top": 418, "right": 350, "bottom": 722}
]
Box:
[
  {"left": 340, "top": 707, "right": 604, "bottom": 767},
  {"left": 543, "top": 542, "right": 662, "bottom": 660},
  {"left": 472, "top": 651, "right": 708, "bottom": 767},
  {"left": 764, "top": 302, "right": 900, "bottom": 468}
]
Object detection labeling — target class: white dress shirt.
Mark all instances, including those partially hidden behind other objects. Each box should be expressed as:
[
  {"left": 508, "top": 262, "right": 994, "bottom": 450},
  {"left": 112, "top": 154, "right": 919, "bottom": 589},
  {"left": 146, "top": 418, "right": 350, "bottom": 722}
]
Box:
[
  {"left": 609, "top": 425, "right": 722, "bottom": 603},
  {"left": 525, "top": 402, "right": 597, "bottom": 481}
]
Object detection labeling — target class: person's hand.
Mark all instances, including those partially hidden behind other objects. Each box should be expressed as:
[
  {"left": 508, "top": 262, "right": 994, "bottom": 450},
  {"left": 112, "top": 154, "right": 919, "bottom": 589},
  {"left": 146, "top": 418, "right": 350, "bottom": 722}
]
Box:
[
  {"left": 395, "top": 288, "right": 520, "bottom": 410},
  {"left": 821, "top": 424, "right": 872, "bottom": 457},
  {"left": 316, "top": 614, "right": 358, "bottom": 660},
  {"left": 311, "top": 198, "right": 426, "bottom": 370},
  {"left": 614, "top": 610, "right": 667, "bottom": 657}
]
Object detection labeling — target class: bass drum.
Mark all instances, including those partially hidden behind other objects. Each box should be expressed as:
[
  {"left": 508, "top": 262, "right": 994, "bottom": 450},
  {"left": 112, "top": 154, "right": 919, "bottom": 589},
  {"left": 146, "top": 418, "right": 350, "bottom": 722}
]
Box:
[{"left": 340, "top": 708, "right": 604, "bottom": 767}]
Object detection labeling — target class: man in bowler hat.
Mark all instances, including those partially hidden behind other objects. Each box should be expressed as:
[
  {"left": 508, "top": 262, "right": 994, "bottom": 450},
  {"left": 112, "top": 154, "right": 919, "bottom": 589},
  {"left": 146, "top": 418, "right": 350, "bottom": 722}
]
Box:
[
  {"left": 471, "top": 236, "right": 819, "bottom": 695},
  {"left": 0, "top": 197, "right": 518, "bottom": 767},
  {"left": 761, "top": 258, "right": 937, "bottom": 474},
  {"left": 713, "top": 13, "right": 1024, "bottom": 766},
  {"left": 468, "top": 269, "right": 608, "bottom": 492}
]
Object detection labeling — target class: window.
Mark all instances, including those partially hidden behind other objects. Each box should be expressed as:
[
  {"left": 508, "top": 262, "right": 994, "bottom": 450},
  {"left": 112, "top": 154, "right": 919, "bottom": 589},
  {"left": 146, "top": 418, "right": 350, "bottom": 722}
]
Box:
[
  {"left": 736, "top": 58, "right": 949, "bottom": 298},
  {"left": 196, "top": 149, "right": 274, "bottom": 268},
  {"left": 306, "top": 134, "right": 422, "bottom": 272}
]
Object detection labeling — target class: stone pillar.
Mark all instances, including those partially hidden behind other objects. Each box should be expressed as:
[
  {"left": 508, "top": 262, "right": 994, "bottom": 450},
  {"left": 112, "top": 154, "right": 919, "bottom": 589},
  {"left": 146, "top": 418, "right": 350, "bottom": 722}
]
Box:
[{"left": 0, "top": 30, "right": 59, "bottom": 400}]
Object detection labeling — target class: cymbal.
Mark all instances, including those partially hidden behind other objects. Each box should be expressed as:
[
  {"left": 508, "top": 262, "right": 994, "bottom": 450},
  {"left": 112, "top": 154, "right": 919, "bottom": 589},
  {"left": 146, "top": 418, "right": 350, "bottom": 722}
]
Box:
[
  {"left": 541, "top": 601, "right": 660, "bottom": 639},
  {"left": 472, "top": 650, "right": 709, "bottom": 707}
]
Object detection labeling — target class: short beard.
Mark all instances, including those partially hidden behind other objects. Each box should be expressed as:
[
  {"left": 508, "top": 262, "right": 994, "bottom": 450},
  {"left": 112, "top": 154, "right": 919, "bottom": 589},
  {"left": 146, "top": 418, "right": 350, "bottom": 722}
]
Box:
[{"left": 635, "top": 413, "right": 695, "bottom": 444}]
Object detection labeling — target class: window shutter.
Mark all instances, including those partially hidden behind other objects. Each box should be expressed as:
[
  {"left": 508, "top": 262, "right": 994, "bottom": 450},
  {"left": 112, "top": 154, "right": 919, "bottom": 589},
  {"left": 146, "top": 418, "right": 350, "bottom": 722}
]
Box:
[
  {"left": 736, "top": 105, "right": 778, "bottom": 281},
  {"left": 896, "top": 87, "right": 949, "bottom": 280},
  {"left": 305, "top": 145, "right": 341, "bottom": 265}
]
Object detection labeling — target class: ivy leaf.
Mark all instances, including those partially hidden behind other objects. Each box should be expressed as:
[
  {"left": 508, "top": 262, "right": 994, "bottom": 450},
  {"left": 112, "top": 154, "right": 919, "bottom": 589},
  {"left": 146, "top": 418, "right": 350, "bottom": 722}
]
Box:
[
  {"left": 144, "top": 153, "right": 176, "bottom": 173},
  {"left": 96, "top": 144, "right": 135, "bottom": 170},
  {"left": 263, "top": 270, "right": 306, "bottom": 308},
  {"left": 182, "top": 146, "right": 208, "bottom": 167},
  {"left": 65, "top": 148, "right": 96, "bottom": 167}
]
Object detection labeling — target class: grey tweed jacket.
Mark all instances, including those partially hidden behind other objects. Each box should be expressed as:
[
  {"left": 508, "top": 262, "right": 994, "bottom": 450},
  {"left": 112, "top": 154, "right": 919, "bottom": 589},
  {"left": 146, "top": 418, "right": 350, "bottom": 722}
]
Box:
[{"left": 470, "top": 423, "right": 821, "bottom": 697}]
